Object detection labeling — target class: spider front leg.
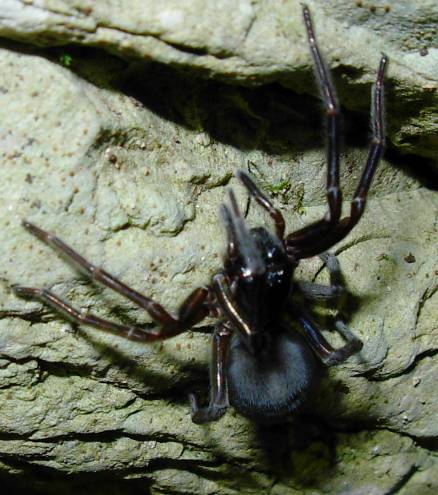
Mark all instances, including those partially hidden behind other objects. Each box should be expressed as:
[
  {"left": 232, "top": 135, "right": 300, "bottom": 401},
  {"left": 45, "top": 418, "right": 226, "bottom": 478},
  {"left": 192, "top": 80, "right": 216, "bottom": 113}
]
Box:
[
  {"left": 189, "top": 322, "right": 232, "bottom": 424},
  {"left": 285, "top": 7, "right": 388, "bottom": 260},
  {"left": 286, "top": 5, "right": 343, "bottom": 252},
  {"left": 13, "top": 221, "right": 209, "bottom": 342},
  {"left": 237, "top": 170, "right": 285, "bottom": 239}
]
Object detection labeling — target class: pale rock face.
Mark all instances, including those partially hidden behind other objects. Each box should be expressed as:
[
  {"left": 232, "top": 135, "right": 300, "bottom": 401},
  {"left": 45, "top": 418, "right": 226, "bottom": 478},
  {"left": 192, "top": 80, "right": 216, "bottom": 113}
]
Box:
[
  {"left": 1, "top": 1, "right": 437, "bottom": 164},
  {"left": 0, "top": 1, "right": 437, "bottom": 494}
]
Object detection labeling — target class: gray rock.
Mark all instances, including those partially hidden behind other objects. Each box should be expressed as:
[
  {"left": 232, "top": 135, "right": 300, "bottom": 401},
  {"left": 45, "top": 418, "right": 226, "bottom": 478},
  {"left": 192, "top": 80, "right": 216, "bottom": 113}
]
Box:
[
  {"left": 1, "top": 1, "right": 437, "bottom": 164},
  {"left": 0, "top": 2, "right": 437, "bottom": 494}
]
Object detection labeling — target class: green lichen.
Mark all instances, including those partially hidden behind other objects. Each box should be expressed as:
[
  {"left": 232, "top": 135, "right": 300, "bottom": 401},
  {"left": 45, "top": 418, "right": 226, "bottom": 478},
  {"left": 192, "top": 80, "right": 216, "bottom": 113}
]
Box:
[
  {"left": 291, "top": 183, "right": 305, "bottom": 215},
  {"left": 59, "top": 53, "right": 73, "bottom": 67},
  {"left": 264, "top": 179, "right": 292, "bottom": 196}
]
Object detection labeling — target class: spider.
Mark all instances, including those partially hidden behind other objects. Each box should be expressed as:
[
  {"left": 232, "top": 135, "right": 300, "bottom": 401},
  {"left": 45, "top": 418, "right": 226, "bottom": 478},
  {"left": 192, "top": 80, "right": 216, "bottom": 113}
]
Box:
[{"left": 13, "top": 6, "right": 387, "bottom": 424}]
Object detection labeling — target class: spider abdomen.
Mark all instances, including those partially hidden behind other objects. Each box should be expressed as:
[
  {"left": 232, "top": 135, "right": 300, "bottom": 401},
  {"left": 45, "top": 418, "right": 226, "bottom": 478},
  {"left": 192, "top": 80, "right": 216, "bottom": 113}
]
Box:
[{"left": 226, "top": 330, "right": 321, "bottom": 422}]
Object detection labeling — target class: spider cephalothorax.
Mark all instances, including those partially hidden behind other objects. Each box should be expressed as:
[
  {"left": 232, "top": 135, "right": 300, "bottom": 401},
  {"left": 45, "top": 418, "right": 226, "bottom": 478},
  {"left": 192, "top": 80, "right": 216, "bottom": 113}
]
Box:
[{"left": 13, "top": 6, "right": 387, "bottom": 424}]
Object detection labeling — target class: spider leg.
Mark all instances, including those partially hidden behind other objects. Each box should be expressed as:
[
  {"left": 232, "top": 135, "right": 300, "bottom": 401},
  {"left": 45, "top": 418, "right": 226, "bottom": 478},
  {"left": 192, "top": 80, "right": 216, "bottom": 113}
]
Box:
[
  {"left": 213, "top": 274, "right": 252, "bottom": 341},
  {"left": 220, "top": 188, "right": 266, "bottom": 322},
  {"left": 237, "top": 170, "right": 285, "bottom": 239},
  {"left": 319, "top": 251, "right": 341, "bottom": 282},
  {"left": 296, "top": 251, "right": 360, "bottom": 363},
  {"left": 287, "top": 5, "right": 343, "bottom": 250},
  {"left": 297, "top": 281, "right": 342, "bottom": 300},
  {"left": 224, "top": 189, "right": 265, "bottom": 276},
  {"left": 286, "top": 7, "right": 388, "bottom": 259},
  {"left": 189, "top": 322, "right": 232, "bottom": 424},
  {"left": 220, "top": 201, "right": 241, "bottom": 268},
  {"left": 297, "top": 252, "right": 344, "bottom": 300},
  {"left": 325, "top": 319, "right": 364, "bottom": 366},
  {"left": 14, "top": 221, "right": 209, "bottom": 338},
  {"left": 298, "top": 313, "right": 362, "bottom": 366},
  {"left": 13, "top": 287, "right": 187, "bottom": 341}
]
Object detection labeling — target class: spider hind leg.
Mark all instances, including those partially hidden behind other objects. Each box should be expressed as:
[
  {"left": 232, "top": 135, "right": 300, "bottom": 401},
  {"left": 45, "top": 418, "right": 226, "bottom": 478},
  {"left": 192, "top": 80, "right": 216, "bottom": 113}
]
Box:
[{"left": 298, "top": 314, "right": 362, "bottom": 366}]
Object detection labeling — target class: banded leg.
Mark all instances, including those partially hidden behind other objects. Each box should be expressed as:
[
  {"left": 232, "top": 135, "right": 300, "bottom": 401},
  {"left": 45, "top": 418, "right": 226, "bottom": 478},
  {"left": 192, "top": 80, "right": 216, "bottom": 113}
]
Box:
[
  {"left": 18, "top": 221, "right": 199, "bottom": 327},
  {"left": 13, "top": 221, "right": 209, "bottom": 339},
  {"left": 288, "top": 54, "right": 387, "bottom": 258},
  {"left": 286, "top": 6, "right": 388, "bottom": 259},
  {"left": 237, "top": 170, "right": 285, "bottom": 239},
  {"left": 298, "top": 314, "right": 363, "bottom": 366},
  {"left": 327, "top": 319, "right": 363, "bottom": 366},
  {"left": 213, "top": 274, "right": 252, "bottom": 341},
  {"left": 13, "top": 285, "right": 209, "bottom": 342},
  {"left": 286, "top": 5, "right": 343, "bottom": 251},
  {"left": 189, "top": 322, "right": 232, "bottom": 424},
  {"left": 298, "top": 252, "right": 344, "bottom": 300}
]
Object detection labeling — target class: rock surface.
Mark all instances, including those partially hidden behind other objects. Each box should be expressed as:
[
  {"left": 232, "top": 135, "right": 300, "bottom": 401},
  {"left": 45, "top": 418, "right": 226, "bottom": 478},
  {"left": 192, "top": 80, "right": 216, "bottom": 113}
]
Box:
[
  {"left": 0, "top": 1, "right": 437, "bottom": 494},
  {"left": 1, "top": 0, "right": 437, "bottom": 165}
]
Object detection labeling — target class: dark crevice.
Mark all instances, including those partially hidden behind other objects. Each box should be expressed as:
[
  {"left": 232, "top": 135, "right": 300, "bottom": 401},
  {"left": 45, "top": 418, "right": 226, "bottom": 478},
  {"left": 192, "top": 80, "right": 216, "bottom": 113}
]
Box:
[
  {"left": 0, "top": 433, "right": 269, "bottom": 491},
  {"left": 384, "top": 465, "right": 418, "bottom": 495},
  {"left": 191, "top": 324, "right": 214, "bottom": 335},
  {"left": 411, "top": 436, "right": 438, "bottom": 451},
  {"left": 34, "top": 358, "right": 95, "bottom": 379},
  {"left": 321, "top": 421, "right": 438, "bottom": 454},
  {"left": 0, "top": 432, "right": 36, "bottom": 441},
  {"left": 0, "top": 309, "right": 54, "bottom": 324},
  {"left": 385, "top": 148, "right": 438, "bottom": 191},
  {"left": 0, "top": 417, "right": 435, "bottom": 493},
  {"left": 364, "top": 348, "right": 438, "bottom": 382},
  {"left": 156, "top": 39, "right": 214, "bottom": 58},
  {"left": 0, "top": 429, "right": 204, "bottom": 458},
  {"left": 0, "top": 38, "right": 435, "bottom": 193},
  {"left": 381, "top": 427, "right": 438, "bottom": 452},
  {"left": 114, "top": 60, "right": 437, "bottom": 192},
  {"left": 143, "top": 457, "right": 272, "bottom": 492},
  {"left": 0, "top": 458, "right": 154, "bottom": 495}
]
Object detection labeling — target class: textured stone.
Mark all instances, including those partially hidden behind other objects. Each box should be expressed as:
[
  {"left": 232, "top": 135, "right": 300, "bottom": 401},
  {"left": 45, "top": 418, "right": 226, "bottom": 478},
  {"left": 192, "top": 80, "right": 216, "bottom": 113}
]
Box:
[
  {"left": 0, "top": 2, "right": 437, "bottom": 494},
  {"left": 0, "top": 1, "right": 437, "bottom": 164}
]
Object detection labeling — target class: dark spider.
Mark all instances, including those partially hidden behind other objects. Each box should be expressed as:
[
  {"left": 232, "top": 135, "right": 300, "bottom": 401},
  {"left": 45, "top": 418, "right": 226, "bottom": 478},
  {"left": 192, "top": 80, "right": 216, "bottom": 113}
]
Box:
[{"left": 13, "top": 6, "right": 387, "bottom": 424}]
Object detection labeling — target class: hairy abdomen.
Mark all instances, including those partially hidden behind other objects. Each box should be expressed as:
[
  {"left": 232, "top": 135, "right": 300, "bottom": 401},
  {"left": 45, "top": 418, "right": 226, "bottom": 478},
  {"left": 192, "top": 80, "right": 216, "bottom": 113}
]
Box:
[{"left": 227, "top": 330, "right": 321, "bottom": 422}]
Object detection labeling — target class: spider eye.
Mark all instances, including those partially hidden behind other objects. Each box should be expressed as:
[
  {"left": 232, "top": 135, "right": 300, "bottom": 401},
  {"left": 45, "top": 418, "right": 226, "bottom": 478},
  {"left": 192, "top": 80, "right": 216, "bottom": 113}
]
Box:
[
  {"left": 267, "top": 269, "right": 284, "bottom": 286},
  {"left": 241, "top": 267, "right": 255, "bottom": 278}
]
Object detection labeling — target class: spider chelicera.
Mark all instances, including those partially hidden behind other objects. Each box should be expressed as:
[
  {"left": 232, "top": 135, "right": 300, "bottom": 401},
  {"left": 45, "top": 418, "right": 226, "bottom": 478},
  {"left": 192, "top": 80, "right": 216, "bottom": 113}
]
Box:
[{"left": 13, "top": 6, "right": 387, "bottom": 424}]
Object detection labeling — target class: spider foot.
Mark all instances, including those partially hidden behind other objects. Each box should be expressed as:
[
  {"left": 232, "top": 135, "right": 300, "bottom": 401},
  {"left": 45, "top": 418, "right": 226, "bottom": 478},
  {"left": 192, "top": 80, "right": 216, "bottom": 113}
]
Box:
[
  {"left": 188, "top": 393, "right": 227, "bottom": 424},
  {"left": 323, "top": 320, "right": 363, "bottom": 367}
]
